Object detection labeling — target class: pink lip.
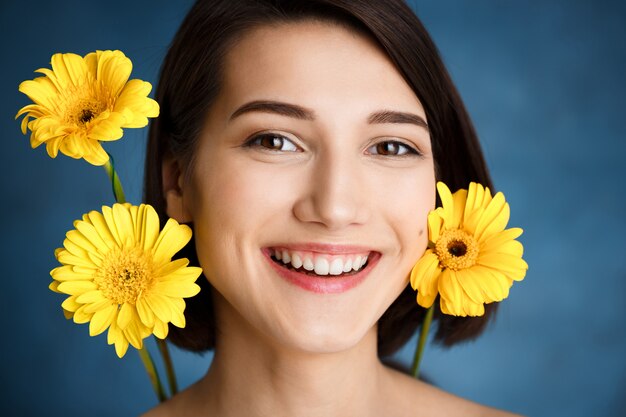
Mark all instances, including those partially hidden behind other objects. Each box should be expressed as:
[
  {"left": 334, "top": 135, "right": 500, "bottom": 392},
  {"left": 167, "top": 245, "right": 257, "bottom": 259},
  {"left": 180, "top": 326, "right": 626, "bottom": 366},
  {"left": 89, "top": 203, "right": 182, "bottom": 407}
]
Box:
[
  {"left": 262, "top": 245, "right": 381, "bottom": 294},
  {"left": 268, "top": 242, "right": 374, "bottom": 254}
]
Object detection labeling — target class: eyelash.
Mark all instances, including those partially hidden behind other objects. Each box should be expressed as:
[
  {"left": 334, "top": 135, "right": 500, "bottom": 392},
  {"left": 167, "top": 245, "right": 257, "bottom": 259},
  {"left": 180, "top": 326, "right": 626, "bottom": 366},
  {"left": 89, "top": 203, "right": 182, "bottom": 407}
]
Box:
[{"left": 244, "top": 132, "right": 421, "bottom": 157}]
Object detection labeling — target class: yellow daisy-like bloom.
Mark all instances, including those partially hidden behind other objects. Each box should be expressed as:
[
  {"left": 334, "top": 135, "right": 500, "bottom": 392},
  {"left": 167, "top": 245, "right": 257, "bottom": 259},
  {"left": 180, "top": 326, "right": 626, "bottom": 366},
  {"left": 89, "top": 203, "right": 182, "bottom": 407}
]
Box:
[
  {"left": 410, "top": 182, "right": 528, "bottom": 317},
  {"left": 49, "top": 203, "right": 202, "bottom": 358},
  {"left": 16, "top": 50, "right": 159, "bottom": 166}
]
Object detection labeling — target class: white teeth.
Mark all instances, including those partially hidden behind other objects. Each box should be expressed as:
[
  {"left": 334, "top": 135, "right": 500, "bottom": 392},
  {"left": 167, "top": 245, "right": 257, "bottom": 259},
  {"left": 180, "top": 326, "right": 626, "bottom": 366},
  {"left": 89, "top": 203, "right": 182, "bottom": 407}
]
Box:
[
  {"left": 303, "top": 257, "right": 314, "bottom": 271},
  {"left": 353, "top": 256, "right": 362, "bottom": 271},
  {"left": 329, "top": 259, "right": 343, "bottom": 275},
  {"left": 291, "top": 253, "right": 303, "bottom": 269},
  {"left": 314, "top": 258, "right": 330, "bottom": 275},
  {"left": 272, "top": 249, "right": 370, "bottom": 275}
]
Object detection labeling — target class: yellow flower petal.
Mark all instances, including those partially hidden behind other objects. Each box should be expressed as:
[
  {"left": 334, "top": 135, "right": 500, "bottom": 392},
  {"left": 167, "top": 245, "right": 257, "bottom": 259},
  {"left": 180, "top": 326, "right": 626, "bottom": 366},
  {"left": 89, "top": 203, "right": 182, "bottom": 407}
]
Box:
[
  {"left": 152, "top": 281, "right": 201, "bottom": 298},
  {"left": 117, "top": 302, "right": 135, "bottom": 330},
  {"left": 477, "top": 252, "right": 528, "bottom": 280},
  {"left": 427, "top": 210, "right": 443, "bottom": 243},
  {"left": 57, "top": 280, "right": 97, "bottom": 295},
  {"left": 75, "top": 290, "right": 106, "bottom": 304},
  {"left": 154, "top": 258, "right": 190, "bottom": 277},
  {"left": 51, "top": 52, "right": 88, "bottom": 88},
  {"left": 89, "top": 304, "right": 117, "bottom": 336},
  {"left": 471, "top": 266, "right": 511, "bottom": 302},
  {"left": 124, "top": 320, "right": 146, "bottom": 350},
  {"left": 136, "top": 297, "right": 156, "bottom": 328},
  {"left": 158, "top": 265, "right": 203, "bottom": 283},
  {"left": 144, "top": 293, "right": 173, "bottom": 323},
  {"left": 438, "top": 269, "right": 463, "bottom": 315},
  {"left": 95, "top": 50, "right": 132, "bottom": 98},
  {"left": 61, "top": 295, "right": 81, "bottom": 312},
  {"left": 153, "top": 319, "right": 169, "bottom": 339},
  {"left": 146, "top": 206, "right": 163, "bottom": 250},
  {"left": 410, "top": 250, "right": 440, "bottom": 298},
  {"left": 51, "top": 265, "right": 87, "bottom": 282},
  {"left": 481, "top": 228, "right": 524, "bottom": 255},
  {"left": 86, "top": 210, "right": 117, "bottom": 249},
  {"left": 112, "top": 203, "right": 135, "bottom": 246},
  {"left": 436, "top": 182, "right": 455, "bottom": 227},
  {"left": 455, "top": 268, "right": 486, "bottom": 305},
  {"left": 170, "top": 305, "right": 186, "bottom": 328},
  {"left": 73, "top": 305, "right": 93, "bottom": 324},
  {"left": 475, "top": 195, "right": 509, "bottom": 242},
  {"left": 152, "top": 220, "right": 192, "bottom": 265},
  {"left": 461, "top": 295, "right": 485, "bottom": 317},
  {"left": 451, "top": 189, "right": 467, "bottom": 228}
]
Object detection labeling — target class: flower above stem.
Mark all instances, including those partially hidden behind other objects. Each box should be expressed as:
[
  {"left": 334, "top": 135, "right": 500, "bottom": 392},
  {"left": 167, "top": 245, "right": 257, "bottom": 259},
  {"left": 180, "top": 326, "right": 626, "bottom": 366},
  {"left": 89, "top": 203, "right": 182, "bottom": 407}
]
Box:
[
  {"left": 410, "top": 182, "right": 528, "bottom": 317},
  {"left": 16, "top": 50, "right": 159, "bottom": 165},
  {"left": 50, "top": 203, "right": 202, "bottom": 357}
]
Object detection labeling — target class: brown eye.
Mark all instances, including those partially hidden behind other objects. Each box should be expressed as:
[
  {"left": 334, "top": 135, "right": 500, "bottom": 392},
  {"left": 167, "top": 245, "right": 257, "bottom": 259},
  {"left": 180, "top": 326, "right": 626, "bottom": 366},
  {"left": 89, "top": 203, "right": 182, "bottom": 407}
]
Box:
[
  {"left": 247, "top": 133, "right": 299, "bottom": 152},
  {"left": 368, "top": 141, "right": 417, "bottom": 156}
]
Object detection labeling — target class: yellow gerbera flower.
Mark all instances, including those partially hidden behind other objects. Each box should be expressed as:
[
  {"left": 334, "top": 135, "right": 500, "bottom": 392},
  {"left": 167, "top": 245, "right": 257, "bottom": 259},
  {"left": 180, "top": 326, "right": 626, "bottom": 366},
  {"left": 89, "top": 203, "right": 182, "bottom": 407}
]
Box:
[
  {"left": 410, "top": 182, "right": 527, "bottom": 317},
  {"left": 16, "top": 50, "right": 159, "bottom": 166},
  {"left": 49, "top": 203, "right": 202, "bottom": 358}
]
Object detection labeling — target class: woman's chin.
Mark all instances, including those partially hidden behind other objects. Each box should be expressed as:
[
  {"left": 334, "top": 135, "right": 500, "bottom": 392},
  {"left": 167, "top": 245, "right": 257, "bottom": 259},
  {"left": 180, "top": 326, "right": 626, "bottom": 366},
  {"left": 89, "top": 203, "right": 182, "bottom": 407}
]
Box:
[{"left": 267, "top": 319, "right": 375, "bottom": 355}]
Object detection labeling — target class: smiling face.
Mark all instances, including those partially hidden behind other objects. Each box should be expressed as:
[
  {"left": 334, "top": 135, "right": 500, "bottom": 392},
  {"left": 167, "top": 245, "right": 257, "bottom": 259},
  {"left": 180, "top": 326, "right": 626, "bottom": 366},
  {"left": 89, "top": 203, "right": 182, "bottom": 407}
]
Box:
[{"left": 165, "top": 21, "right": 436, "bottom": 354}]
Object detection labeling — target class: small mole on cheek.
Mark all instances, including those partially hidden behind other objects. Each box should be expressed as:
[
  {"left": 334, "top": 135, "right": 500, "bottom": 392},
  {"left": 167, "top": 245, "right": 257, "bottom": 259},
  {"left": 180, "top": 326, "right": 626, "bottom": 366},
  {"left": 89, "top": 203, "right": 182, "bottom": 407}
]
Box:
[{"left": 419, "top": 229, "right": 424, "bottom": 236}]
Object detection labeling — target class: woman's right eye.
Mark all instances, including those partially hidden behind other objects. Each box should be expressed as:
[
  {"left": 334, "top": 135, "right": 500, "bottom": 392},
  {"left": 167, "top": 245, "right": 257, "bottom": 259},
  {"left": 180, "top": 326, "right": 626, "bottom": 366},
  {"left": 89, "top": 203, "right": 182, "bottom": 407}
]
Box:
[{"left": 245, "top": 133, "right": 300, "bottom": 152}]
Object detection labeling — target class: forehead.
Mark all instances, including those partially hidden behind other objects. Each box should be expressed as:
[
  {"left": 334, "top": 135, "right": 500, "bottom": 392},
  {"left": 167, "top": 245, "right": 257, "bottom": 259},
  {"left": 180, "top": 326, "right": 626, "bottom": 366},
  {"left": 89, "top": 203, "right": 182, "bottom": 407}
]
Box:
[{"left": 214, "top": 20, "right": 425, "bottom": 120}]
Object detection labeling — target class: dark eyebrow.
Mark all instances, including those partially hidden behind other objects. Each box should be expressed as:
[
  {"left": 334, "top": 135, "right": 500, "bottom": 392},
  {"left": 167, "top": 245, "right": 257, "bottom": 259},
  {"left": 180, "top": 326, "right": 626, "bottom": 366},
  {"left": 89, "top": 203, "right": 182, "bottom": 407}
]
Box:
[
  {"left": 368, "top": 110, "right": 428, "bottom": 130},
  {"left": 230, "top": 100, "right": 315, "bottom": 121},
  {"left": 230, "top": 100, "right": 428, "bottom": 130}
]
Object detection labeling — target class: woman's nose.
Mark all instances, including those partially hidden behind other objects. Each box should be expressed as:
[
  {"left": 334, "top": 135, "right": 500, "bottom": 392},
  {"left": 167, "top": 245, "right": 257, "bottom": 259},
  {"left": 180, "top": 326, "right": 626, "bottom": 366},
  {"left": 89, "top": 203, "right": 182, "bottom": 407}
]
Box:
[{"left": 292, "top": 151, "right": 370, "bottom": 230}]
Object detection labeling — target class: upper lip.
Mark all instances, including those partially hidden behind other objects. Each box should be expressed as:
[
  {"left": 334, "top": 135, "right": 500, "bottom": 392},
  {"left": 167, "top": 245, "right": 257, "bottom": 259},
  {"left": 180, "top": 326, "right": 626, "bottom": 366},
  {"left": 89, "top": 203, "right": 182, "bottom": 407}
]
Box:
[{"left": 264, "top": 242, "right": 377, "bottom": 255}]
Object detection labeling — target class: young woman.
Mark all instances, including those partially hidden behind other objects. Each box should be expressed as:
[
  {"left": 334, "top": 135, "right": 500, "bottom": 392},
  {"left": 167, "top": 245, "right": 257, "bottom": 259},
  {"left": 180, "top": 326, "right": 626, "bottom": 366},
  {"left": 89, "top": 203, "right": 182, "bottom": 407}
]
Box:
[{"left": 143, "top": 0, "right": 518, "bottom": 415}]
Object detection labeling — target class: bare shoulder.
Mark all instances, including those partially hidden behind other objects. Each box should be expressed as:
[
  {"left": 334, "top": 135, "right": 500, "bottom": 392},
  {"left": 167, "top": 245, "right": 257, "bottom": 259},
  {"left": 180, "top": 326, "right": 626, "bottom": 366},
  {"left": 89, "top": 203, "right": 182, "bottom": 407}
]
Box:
[
  {"left": 140, "top": 381, "right": 201, "bottom": 417},
  {"left": 381, "top": 365, "right": 524, "bottom": 417}
]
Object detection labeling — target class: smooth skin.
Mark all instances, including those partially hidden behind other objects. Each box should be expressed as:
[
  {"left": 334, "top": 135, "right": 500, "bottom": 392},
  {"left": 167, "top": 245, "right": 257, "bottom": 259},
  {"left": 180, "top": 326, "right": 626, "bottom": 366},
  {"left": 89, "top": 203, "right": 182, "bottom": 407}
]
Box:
[{"left": 146, "top": 21, "right": 519, "bottom": 417}]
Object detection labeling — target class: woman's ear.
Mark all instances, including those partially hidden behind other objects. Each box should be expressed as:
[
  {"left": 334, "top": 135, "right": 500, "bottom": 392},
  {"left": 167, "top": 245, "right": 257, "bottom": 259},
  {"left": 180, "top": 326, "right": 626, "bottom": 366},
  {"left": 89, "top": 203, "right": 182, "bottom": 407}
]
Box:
[{"left": 162, "top": 155, "right": 192, "bottom": 223}]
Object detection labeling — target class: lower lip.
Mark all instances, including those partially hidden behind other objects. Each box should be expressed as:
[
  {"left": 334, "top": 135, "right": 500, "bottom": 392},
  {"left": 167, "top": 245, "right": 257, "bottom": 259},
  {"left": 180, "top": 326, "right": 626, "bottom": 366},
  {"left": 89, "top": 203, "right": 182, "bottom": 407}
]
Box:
[{"left": 263, "top": 250, "right": 380, "bottom": 294}]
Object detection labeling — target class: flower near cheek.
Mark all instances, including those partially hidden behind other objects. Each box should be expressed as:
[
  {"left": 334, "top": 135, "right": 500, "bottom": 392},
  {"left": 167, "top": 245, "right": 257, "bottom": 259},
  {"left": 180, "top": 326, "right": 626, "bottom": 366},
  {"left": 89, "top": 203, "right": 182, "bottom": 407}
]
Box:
[
  {"left": 410, "top": 182, "right": 527, "bottom": 317},
  {"left": 50, "top": 203, "right": 202, "bottom": 358},
  {"left": 16, "top": 50, "right": 159, "bottom": 166}
]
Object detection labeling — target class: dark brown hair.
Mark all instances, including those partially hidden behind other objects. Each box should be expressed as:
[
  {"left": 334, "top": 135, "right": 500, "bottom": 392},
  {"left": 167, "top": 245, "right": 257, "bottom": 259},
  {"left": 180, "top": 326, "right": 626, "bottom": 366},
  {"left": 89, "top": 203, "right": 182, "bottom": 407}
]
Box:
[{"left": 144, "top": 0, "right": 496, "bottom": 357}]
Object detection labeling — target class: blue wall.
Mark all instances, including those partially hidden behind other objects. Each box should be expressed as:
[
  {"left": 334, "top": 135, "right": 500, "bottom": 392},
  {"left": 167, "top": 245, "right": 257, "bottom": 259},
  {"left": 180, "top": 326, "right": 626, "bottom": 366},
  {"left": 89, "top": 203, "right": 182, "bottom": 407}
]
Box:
[{"left": 1, "top": 1, "right": 624, "bottom": 416}]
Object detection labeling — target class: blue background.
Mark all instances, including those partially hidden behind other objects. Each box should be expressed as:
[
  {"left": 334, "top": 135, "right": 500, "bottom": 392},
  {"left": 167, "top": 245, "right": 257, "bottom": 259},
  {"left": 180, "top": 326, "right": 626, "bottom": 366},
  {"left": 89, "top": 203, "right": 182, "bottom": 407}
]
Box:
[{"left": 1, "top": 1, "right": 625, "bottom": 416}]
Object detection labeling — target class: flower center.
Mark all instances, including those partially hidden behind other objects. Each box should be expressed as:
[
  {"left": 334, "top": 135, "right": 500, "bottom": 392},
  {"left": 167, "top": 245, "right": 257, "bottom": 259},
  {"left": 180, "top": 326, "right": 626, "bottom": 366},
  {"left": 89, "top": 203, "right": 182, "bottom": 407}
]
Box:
[
  {"left": 67, "top": 98, "right": 107, "bottom": 126},
  {"left": 79, "top": 109, "right": 96, "bottom": 124},
  {"left": 434, "top": 229, "right": 479, "bottom": 271},
  {"left": 95, "top": 247, "right": 154, "bottom": 304}
]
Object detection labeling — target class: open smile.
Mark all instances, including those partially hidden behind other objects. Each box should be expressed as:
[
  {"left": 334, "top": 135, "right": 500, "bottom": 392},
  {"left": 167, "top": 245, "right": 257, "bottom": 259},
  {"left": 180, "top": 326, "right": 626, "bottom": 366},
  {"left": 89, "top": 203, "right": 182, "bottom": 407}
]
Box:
[{"left": 263, "top": 245, "right": 381, "bottom": 293}]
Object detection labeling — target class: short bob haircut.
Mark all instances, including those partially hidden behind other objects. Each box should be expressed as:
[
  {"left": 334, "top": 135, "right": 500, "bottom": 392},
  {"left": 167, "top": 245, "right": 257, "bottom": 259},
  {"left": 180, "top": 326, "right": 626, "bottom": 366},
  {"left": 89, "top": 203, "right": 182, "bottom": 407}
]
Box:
[{"left": 144, "top": 0, "right": 497, "bottom": 358}]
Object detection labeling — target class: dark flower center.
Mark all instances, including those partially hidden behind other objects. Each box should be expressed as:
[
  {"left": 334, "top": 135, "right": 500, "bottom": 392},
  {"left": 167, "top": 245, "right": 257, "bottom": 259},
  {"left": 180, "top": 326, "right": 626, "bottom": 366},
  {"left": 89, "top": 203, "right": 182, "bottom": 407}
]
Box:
[
  {"left": 79, "top": 109, "right": 95, "bottom": 124},
  {"left": 447, "top": 240, "right": 468, "bottom": 257}
]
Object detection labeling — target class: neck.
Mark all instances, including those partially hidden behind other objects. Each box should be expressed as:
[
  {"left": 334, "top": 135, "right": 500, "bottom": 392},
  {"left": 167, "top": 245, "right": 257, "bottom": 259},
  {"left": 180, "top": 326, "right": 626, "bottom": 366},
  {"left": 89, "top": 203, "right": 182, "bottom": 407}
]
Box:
[{"left": 196, "top": 293, "right": 389, "bottom": 417}]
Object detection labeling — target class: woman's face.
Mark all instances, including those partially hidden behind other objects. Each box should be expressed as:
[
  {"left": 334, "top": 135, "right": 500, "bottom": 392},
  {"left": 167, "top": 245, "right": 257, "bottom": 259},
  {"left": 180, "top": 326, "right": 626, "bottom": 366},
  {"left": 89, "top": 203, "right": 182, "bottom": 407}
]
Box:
[{"left": 168, "top": 21, "right": 436, "bottom": 353}]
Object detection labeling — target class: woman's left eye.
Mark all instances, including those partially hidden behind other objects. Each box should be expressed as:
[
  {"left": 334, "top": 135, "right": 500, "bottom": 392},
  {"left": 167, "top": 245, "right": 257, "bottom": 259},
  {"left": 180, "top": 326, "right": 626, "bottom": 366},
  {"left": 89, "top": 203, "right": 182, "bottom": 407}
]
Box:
[{"left": 366, "top": 140, "right": 419, "bottom": 156}]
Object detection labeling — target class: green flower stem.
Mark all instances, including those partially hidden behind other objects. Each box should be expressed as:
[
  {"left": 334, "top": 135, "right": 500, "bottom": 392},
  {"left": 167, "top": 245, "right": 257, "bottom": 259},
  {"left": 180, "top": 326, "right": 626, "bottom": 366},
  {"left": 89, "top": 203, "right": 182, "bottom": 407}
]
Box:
[
  {"left": 156, "top": 337, "right": 178, "bottom": 396},
  {"left": 103, "top": 153, "right": 126, "bottom": 204},
  {"left": 138, "top": 346, "right": 167, "bottom": 402},
  {"left": 411, "top": 304, "right": 435, "bottom": 378}
]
